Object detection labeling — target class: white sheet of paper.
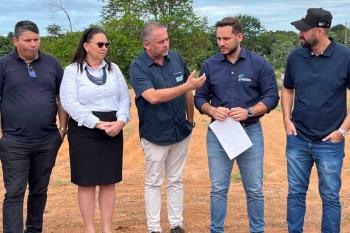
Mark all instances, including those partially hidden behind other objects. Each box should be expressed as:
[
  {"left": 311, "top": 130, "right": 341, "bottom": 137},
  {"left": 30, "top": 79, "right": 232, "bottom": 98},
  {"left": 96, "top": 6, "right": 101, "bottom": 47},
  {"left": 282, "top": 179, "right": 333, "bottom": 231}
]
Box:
[{"left": 209, "top": 118, "right": 253, "bottom": 160}]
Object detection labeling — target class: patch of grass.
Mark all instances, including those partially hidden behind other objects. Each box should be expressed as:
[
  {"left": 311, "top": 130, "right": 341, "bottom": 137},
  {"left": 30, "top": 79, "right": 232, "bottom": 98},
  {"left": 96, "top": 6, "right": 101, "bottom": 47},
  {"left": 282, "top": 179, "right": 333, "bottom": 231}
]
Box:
[
  {"left": 232, "top": 172, "right": 241, "bottom": 183},
  {"left": 53, "top": 178, "right": 68, "bottom": 187}
]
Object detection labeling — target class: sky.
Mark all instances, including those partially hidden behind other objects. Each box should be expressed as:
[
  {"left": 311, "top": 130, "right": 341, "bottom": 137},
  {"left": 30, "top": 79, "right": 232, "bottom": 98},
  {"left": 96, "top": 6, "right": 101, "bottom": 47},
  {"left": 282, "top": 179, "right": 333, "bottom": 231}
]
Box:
[{"left": 1, "top": 0, "right": 350, "bottom": 36}]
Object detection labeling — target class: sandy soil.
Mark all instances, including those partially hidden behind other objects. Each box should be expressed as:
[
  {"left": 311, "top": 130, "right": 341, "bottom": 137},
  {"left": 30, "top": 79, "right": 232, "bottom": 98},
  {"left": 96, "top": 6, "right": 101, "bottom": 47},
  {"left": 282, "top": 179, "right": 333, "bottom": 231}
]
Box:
[{"left": 0, "top": 92, "right": 350, "bottom": 233}]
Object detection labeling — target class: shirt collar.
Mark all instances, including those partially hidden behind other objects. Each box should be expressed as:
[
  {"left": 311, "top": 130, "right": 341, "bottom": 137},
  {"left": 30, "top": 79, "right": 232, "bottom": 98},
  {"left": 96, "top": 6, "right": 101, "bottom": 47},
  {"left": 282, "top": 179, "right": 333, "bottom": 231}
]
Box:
[
  {"left": 83, "top": 59, "right": 107, "bottom": 70},
  {"left": 13, "top": 48, "right": 40, "bottom": 62},
  {"left": 303, "top": 38, "right": 335, "bottom": 58},
  {"left": 218, "top": 47, "right": 247, "bottom": 62},
  {"left": 142, "top": 51, "right": 171, "bottom": 67}
]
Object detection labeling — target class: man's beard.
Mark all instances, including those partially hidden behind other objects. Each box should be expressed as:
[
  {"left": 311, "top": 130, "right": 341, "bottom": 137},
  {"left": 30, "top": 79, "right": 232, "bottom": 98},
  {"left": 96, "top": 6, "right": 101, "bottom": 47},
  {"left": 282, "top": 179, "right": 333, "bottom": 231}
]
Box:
[
  {"left": 221, "top": 44, "right": 238, "bottom": 55},
  {"left": 301, "top": 37, "right": 319, "bottom": 49}
]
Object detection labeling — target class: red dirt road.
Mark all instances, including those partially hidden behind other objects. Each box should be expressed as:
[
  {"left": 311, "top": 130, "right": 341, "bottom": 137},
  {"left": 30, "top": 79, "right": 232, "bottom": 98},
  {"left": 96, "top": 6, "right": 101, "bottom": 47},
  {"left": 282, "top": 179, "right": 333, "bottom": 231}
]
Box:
[{"left": 0, "top": 93, "right": 350, "bottom": 233}]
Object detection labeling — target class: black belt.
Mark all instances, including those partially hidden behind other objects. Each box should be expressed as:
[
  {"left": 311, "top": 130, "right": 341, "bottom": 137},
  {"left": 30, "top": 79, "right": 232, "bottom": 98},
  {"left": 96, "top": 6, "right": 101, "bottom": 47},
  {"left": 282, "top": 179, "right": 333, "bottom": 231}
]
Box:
[{"left": 241, "top": 120, "right": 259, "bottom": 128}]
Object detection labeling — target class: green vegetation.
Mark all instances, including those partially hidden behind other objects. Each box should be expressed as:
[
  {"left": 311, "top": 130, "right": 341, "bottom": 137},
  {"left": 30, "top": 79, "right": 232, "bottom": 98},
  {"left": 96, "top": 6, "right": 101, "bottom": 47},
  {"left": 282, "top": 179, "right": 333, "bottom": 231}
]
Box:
[
  {"left": 41, "top": 32, "right": 82, "bottom": 67},
  {"left": 1, "top": 0, "right": 349, "bottom": 80},
  {"left": 53, "top": 178, "right": 68, "bottom": 186},
  {"left": 0, "top": 33, "right": 13, "bottom": 57},
  {"left": 232, "top": 172, "right": 242, "bottom": 183}
]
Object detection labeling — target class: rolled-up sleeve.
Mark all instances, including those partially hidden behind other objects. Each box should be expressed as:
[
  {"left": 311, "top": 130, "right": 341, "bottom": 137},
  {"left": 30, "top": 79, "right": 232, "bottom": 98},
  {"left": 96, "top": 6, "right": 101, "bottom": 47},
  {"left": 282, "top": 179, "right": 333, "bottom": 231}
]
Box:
[
  {"left": 59, "top": 65, "right": 99, "bottom": 128},
  {"left": 258, "top": 59, "right": 279, "bottom": 112},
  {"left": 194, "top": 63, "right": 211, "bottom": 112},
  {"left": 114, "top": 64, "right": 131, "bottom": 123}
]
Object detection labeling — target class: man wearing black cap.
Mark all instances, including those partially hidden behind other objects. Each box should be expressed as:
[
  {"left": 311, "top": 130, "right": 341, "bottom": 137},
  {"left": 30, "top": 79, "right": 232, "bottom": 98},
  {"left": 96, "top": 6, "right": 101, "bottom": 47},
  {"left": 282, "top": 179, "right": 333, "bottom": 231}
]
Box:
[{"left": 282, "top": 8, "right": 350, "bottom": 233}]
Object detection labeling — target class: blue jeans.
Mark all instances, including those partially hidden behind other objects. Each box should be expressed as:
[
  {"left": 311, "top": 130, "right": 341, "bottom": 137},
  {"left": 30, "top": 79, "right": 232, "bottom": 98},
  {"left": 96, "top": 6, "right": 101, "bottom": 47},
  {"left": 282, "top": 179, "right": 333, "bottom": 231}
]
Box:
[
  {"left": 286, "top": 135, "right": 344, "bottom": 233},
  {"left": 207, "top": 122, "right": 264, "bottom": 233}
]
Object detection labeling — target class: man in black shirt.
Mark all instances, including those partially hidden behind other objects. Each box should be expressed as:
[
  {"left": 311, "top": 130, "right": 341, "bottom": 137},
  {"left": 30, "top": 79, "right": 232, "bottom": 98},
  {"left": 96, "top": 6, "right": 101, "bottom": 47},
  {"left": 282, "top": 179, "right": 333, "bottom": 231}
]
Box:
[
  {"left": 129, "top": 22, "right": 205, "bottom": 233},
  {"left": 282, "top": 8, "right": 350, "bottom": 233},
  {"left": 0, "top": 20, "right": 67, "bottom": 233}
]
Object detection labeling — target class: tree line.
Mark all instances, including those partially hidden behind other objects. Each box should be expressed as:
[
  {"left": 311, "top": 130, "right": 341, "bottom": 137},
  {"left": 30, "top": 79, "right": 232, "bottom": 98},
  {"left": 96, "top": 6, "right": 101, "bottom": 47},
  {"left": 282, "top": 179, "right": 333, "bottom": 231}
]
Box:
[{"left": 1, "top": 0, "right": 349, "bottom": 81}]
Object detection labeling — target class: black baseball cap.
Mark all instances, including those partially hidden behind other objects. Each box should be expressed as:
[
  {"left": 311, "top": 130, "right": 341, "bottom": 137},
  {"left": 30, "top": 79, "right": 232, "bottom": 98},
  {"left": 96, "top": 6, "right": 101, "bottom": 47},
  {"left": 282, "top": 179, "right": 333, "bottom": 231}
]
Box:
[{"left": 291, "top": 8, "right": 333, "bottom": 31}]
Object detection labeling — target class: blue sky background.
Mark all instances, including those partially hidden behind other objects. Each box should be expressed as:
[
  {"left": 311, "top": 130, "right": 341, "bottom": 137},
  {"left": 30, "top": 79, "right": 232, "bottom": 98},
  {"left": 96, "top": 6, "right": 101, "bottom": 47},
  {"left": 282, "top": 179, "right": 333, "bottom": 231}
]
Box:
[{"left": 1, "top": 0, "right": 350, "bottom": 36}]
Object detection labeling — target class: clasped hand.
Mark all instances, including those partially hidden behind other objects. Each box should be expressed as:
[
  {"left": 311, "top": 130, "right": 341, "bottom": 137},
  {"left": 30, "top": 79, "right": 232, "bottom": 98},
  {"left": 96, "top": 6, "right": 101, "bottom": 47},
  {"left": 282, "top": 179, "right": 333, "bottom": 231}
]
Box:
[
  {"left": 211, "top": 107, "right": 248, "bottom": 121},
  {"left": 95, "top": 121, "right": 125, "bottom": 137}
]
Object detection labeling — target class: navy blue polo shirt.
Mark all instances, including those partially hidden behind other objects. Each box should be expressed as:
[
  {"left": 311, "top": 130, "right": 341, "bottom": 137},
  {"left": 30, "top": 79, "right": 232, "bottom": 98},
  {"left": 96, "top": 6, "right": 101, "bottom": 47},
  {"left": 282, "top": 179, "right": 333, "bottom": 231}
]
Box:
[
  {"left": 0, "top": 50, "right": 63, "bottom": 142},
  {"left": 129, "top": 50, "right": 192, "bottom": 145},
  {"left": 284, "top": 41, "right": 350, "bottom": 142},
  {"left": 194, "top": 48, "right": 279, "bottom": 123}
]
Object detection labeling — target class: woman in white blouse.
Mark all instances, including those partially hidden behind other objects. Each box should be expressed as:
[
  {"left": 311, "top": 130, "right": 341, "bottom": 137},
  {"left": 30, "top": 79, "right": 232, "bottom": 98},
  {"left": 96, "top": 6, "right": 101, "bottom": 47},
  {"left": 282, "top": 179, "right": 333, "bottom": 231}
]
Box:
[{"left": 60, "top": 27, "right": 130, "bottom": 233}]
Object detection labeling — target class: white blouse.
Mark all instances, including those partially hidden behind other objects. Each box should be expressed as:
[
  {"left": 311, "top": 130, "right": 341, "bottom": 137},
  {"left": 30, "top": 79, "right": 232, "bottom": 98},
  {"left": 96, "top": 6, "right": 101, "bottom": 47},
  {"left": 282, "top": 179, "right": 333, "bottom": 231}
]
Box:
[{"left": 60, "top": 60, "right": 131, "bottom": 129}]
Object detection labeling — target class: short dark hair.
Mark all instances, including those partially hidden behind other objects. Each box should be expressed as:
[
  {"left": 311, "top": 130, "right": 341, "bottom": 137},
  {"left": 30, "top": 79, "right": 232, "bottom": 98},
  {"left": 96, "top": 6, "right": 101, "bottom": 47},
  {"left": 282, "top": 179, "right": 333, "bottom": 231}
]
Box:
[
  {"left": 142, "top": 22, "right": 167, "bottom": 41},
  {"left": 14, "top": 20, "right": 39, "bottom": 38},
  {"left": 72, "top": 27, "right": 112, "bottom": 72},
  {"left": 215, "top": 17, "right": 242, "bottom": 34}
]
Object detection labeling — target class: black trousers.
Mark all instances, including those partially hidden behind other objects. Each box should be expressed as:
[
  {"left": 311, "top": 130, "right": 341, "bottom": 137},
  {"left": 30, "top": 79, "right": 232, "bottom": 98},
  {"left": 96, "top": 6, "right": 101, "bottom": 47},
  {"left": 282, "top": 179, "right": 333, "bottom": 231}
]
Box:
[{"left": 0, "top": 131, "right": 62, "bottom": 233}]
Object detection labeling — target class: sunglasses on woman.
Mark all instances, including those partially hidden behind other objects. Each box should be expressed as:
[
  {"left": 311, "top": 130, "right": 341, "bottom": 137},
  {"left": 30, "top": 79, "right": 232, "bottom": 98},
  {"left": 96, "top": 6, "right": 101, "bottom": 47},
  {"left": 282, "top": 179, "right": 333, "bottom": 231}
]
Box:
[{"left": 90, "top": 41, "right": 110, "bottom": 48}]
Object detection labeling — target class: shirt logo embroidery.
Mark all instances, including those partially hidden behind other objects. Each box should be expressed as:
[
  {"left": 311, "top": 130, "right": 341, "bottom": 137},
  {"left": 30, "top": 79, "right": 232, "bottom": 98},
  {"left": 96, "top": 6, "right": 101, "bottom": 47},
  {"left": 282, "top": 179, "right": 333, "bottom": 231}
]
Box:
[
  {"left": 238, "top": 73, "right": 251, "bottom": 82},
  {"left": 175, "top": 74, "right": 184, "bottom": 82}
]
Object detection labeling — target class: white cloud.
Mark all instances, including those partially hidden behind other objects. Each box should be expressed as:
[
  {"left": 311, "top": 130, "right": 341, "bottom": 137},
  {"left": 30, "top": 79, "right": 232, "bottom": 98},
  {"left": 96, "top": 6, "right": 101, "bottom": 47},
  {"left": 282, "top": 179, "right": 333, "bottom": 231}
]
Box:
[
  {"left": 0, "top": 0, "right": 102, "bottom": 35},
  {"left": 193, "top": 0, "right": 350, "bottom": 31},
  {"left": 1, "top": 0, "right": 349, "bottom": 35}
]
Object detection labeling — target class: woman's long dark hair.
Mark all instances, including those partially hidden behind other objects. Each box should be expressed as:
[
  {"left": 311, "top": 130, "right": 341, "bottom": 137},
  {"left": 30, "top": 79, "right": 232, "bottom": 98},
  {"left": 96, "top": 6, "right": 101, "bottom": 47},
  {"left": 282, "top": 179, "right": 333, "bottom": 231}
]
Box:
[{"left": 72, "top": 27, "right": 112, "bottom": 72}]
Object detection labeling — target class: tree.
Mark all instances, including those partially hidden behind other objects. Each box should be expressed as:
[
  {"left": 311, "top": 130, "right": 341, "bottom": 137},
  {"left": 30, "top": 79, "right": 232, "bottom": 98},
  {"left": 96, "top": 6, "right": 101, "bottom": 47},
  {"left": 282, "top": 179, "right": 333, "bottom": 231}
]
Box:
[
  {"left": 48, "top": 0, "right": 73, "bottom": 32},
  {"left": 100, "top": 0, "right": 213, "bottom": 75},
  {"left": 7, "top": 32, "right": 14, "bottom": 39},
  {"left": 102, "top": 15, "right": 145, "bottom": 79},
  {"left": 100, "top": 0, "right": 145, "bottom": 20},
  {"left": 236, "top": 15, "right": 265, "bottom": 52},
  {"left": 46, "top": 24, "right": 63, "bottom": 37},
  {"left": 41, "top": 32, "right": 82, "bottom": 66},
  {"left": 0, "top": 36, "right": 13, "bottom": 57},
  {"left": 330, "top": 24, "right": 349, "bottom": 46},
  {"left": 262, "top": 31, "right": 298, "bottom": 69}
]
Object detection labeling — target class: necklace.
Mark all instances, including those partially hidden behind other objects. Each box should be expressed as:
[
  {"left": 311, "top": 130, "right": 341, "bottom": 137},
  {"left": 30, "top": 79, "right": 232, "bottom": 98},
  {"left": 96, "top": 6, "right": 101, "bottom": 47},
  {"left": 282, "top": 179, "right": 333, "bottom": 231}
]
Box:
[{"left": 85, "top": 66, "right": 107, "bottom": 85}]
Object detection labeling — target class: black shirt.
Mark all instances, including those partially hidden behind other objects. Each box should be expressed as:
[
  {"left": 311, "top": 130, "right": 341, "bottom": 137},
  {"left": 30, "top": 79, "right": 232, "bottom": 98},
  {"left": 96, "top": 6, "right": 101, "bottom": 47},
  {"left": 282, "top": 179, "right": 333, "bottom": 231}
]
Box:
[
  {"left": 129, "top": 50, "right": 192, "bottom": 145},
  {"left": 284, "top": 41, "right": 350, "bottom": 142},
  {"left": 0, "top": 50, "right": 63, "bottom": 142}
]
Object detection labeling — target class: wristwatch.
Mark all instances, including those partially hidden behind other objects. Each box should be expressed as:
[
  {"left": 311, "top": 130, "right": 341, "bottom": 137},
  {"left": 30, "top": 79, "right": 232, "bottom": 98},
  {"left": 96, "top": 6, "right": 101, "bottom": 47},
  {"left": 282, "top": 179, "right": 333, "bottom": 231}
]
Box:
[
  {"left": 338, "top": 127, "right": 348, "bottom": 137},
  {"left": 246, "top": 108, "right": 253, "bottom": 118}
]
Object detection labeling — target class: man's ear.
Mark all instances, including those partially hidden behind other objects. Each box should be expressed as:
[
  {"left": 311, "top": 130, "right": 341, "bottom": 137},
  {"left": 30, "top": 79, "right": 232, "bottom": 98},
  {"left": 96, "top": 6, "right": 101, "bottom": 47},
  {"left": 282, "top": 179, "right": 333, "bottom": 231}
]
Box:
[
  {"left": 237, "top": 33, "right": 244, "bottom": 42},
  {"left": 12, "top": 36, "right": 18, "bottom": 46}
]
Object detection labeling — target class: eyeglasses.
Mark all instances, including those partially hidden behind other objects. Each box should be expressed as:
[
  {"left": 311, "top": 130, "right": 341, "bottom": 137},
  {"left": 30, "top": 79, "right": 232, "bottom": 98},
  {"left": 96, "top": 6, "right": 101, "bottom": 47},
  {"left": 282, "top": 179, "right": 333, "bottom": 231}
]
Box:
[
  {"left": 26, "top": 63, "right": 37, "bottom": 78},
  {"left": 89, "top": 41, "right": 110, "bottom": 48}
]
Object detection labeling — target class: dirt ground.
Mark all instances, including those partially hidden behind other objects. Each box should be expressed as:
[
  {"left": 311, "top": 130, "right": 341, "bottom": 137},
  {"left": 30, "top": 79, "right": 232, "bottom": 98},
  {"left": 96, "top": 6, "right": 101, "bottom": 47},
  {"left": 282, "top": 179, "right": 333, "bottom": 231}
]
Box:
[{"left": 1, "top": 91, "right": 350, "bottom": 233}]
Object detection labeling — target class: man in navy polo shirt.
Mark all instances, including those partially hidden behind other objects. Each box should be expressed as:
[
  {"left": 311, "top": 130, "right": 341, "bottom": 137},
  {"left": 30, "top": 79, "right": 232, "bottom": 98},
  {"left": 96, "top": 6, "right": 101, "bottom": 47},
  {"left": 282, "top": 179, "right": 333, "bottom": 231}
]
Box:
[
  {"left": 0, "top": 21, "right": 67, "bottom": 233},
  {"left": 194, "top": 17, "right": 279, "bottom": 233},
  {"left": 129, "top": 22, "right": 205, "bottom": 233},
  {"left": 282, "top": 8, "right": 350, "bottom": 233}
]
